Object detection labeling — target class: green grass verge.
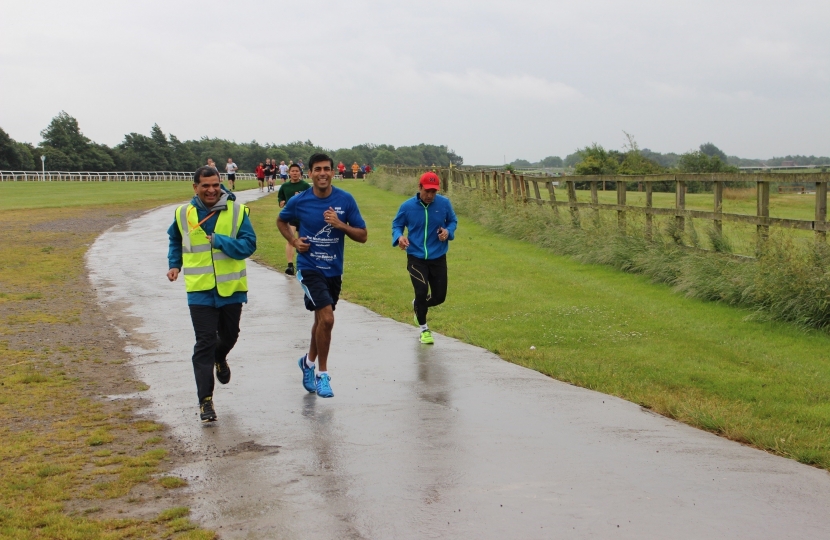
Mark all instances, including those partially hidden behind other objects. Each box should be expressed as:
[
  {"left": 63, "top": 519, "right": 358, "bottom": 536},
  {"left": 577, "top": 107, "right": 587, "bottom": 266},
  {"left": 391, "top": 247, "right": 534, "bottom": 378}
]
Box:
[
  {"left": 248, "top": 179, "right": 830, "bottom": 469},
  {"left": 0, "top": 187, "right": 218, "bottom": 538}
]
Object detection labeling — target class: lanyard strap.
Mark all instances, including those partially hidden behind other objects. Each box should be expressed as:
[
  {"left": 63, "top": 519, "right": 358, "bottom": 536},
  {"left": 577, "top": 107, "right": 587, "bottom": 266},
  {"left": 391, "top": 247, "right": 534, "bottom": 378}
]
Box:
[
  {"left": 197, "top": 211, "right": 216, "bottom": 228},
  {"left": 187, "top": 206, "right": 217, "bottom": 229}
]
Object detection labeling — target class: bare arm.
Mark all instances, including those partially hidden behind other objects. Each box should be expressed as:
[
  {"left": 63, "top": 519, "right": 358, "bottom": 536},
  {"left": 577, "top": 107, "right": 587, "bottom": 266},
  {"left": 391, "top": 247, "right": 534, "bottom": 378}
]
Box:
[{"left": 277, "top": 217, "right": 309, "bottom": 252}]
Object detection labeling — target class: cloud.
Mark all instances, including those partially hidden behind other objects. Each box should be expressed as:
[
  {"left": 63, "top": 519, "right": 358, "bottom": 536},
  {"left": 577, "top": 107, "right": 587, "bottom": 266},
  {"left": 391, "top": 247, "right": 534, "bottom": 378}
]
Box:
[
  {"left": 644, "top": 83, "right": 766, "bottom": 105},
  {"left": 422, "top": 69, "right": 583, "bottom": 104}
]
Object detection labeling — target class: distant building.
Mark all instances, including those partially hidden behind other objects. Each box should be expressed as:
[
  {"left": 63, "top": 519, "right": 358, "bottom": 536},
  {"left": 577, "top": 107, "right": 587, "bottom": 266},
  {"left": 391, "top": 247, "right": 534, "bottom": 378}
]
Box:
[{"left": 781, "top": 160, "right": 795, "bottom": 167}]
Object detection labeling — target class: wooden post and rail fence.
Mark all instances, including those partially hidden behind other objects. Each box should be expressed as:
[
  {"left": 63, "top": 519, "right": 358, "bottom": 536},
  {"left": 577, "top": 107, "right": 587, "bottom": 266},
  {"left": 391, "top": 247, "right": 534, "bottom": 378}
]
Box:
[{"left": 387, "top": 166, "right": 830, "bottom": 246}]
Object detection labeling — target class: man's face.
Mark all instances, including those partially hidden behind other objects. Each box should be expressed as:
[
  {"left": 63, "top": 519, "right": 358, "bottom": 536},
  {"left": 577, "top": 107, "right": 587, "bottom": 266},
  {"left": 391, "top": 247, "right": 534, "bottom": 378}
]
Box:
[
  {"left": 289, "top": 167, "right": 302, "bottom": 182},
  {"left": 419, "top": 186, "right": 438, "bottom": 204},
  {"left": 310, "top": 161, "right": 334, "bottom": 191},
  {"left": 193, "top": 174, "right": 222, "bottom": 206},
  {"left": 227, "top": 158, "right": 232, "bottom": 163}
]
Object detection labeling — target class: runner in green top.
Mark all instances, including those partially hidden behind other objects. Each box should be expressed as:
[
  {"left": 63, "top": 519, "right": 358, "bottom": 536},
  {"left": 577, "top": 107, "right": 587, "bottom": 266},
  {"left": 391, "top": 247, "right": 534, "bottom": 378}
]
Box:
[{"left": 277, "top": 163, "right": 311, "bottom": 275}]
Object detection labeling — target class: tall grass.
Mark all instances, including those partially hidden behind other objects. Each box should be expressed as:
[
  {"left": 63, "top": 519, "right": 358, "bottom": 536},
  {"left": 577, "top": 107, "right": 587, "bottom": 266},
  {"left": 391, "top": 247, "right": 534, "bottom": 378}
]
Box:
[{"left": 373, "top": 171, "right": 830, "bottom": 332}]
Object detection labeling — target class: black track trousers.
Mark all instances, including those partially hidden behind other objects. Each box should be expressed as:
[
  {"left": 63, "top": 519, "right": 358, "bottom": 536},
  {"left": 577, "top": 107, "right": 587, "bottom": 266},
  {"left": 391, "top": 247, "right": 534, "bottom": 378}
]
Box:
[
  {"left": 407, "top": 254, "right": 447, "bottom": 325},
  {"left": 188, "top": 303, "right": 242, "bottom": 402}
]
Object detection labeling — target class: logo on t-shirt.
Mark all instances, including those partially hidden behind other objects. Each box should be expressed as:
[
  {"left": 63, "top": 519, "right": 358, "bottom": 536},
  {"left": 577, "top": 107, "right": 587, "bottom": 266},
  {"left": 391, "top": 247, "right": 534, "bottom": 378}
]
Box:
[{"left": 310, "top": 224, "right": 339, "bottom": 247}]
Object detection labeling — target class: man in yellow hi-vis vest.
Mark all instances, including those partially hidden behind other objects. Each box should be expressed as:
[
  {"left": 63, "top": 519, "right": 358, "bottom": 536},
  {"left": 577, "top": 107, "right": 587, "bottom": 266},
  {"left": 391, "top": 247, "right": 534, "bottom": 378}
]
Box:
[{"left": 166, "top": 166, "right": 257, "bottom": 422}]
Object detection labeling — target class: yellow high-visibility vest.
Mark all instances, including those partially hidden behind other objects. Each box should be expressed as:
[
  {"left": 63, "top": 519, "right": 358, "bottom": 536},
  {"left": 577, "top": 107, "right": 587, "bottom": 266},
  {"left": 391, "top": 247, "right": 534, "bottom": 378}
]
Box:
[{"left": 175, "top": 202, "right": 248, "bottom": 296}]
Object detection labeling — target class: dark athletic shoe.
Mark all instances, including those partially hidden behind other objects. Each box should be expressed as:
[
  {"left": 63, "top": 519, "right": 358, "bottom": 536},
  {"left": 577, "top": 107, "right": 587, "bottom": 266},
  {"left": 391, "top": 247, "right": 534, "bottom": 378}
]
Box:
[
  {"left": 215, "top": 359, "right": 231, "bottom": 384},
  {"left": 200, "top": 396, "right": 217, "bottom": 422},
  {"left": 299, "top": 355, "right": 316, "bottom": 393}
]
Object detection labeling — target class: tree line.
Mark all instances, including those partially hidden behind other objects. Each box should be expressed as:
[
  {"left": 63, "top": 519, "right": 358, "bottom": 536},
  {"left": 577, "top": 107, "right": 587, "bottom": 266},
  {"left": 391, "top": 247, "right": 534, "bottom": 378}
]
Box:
[
  {"left": 509, "top": 139, "right": 830, "bottom": 173},
  {"left": 0, "top": 112, "right": 464, "bottom": 172}
]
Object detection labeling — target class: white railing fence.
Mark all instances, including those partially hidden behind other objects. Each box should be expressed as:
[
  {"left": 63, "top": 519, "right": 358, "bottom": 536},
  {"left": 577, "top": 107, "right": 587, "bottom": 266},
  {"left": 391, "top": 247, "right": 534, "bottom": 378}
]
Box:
[{"left": 0, "top": 171, "right": 258, "bottom": 182}]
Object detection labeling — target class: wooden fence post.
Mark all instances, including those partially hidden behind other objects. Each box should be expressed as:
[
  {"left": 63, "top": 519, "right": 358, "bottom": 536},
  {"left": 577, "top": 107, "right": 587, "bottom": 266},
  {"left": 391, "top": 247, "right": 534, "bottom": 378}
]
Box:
[
  {"left": 645, "top": 181, "right": 653, "bottom": 241},
  {"left": 675, "top": 178, "right": 686, "bottom": 238},
  {"left": 532, "top": 178, "right": 543, "bottom": 205},
  {"left": 499, "top": 172, "right": 506, "bottom": 201},
  {"left": 546, "top": 181, "right": 559, "bottom": 216},
  {"left": 566, "top": 180, "right": 579, "bottom": 226},
  {"left": 816, "top": 181, "right": 827, "bottom": 241},
  {"left": 617, "top": 180, "right": 627, "bottom": 232},
  {"left": 713, "top": 180, "right": 723, "bottom": 236},
  {"left": 756, "top": 180, "right": 770, "bottom": 250}
]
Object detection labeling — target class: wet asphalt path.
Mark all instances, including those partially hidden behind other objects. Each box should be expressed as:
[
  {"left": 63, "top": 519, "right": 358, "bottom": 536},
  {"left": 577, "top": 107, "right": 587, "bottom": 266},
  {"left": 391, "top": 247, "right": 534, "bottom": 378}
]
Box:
[{"left": 87, "top": 189, "right": 830, "bottom": 539}]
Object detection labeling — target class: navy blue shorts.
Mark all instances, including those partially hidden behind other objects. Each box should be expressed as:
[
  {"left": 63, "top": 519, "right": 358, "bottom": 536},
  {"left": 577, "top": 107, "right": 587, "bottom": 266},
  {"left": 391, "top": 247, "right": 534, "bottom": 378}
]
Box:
[{"left": 297, "top": 269, "right": 341, "bottom": 312}]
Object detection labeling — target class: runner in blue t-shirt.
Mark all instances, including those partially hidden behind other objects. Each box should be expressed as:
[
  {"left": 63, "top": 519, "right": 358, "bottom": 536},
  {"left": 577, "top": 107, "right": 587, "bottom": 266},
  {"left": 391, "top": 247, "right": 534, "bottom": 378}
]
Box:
[{"left": 277, "top": 153, "right": 367, "bottom": 398}]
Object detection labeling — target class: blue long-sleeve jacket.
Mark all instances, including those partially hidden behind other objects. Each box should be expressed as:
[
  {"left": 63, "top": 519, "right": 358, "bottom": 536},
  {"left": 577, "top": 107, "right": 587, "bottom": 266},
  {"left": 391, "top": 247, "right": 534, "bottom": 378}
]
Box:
[
  {"left": 167, "top": 194, "right": 257, "bottom": 307},
  {"left": 392, "top": 193, "right": 458, "bottom": 260}
]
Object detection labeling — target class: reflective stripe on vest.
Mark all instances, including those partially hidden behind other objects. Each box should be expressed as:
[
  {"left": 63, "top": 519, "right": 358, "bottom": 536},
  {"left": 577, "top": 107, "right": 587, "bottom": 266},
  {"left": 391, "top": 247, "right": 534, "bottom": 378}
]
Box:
[{"left": 175, "top": 202, "right": 248, "bottom": 296}]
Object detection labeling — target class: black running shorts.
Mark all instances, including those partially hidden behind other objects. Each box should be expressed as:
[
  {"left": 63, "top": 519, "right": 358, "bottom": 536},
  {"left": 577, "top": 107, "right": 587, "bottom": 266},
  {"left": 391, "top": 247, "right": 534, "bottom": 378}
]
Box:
[{"left": 297, "top": 269, "right": 341, "bottom": 312}]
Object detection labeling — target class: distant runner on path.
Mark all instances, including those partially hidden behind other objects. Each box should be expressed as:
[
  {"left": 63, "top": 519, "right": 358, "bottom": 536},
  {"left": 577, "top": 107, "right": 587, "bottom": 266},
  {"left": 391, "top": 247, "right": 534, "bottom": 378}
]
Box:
[
  {"left": 392, "top": 171, "right": 457, "bottom": 344},
  {"left": 277, "top": 153, "right": 367, "bottom": 398},
  {"left": 255, "top": 162, "right": 265, "bottom": 192},
  {"left": 278, "top": 160, "right": 289, "bottom": 183},
  {"left": 264, "top": 159, "right": 274, "bottom": 192},
  {"left": 277, "top": 163, "right": 311, "bottom": 275},
  {"left": 225, "top": 158, "right": 238, "bottom": 191},
  {"left": 167, "top": 166, "right": 257, "bottom": 422}
]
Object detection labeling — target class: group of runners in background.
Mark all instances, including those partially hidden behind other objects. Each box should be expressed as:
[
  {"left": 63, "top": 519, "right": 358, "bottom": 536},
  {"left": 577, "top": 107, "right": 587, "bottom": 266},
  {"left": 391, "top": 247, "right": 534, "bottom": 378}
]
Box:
[
  {"left": 206, "top": 157, "right": 374, "bottom": 194},
  {"left": 255, "top": 159, "right": 299, "bottom": 192},
  {"left": 169, "top": 153, "right": 455, "bottom": 421}
]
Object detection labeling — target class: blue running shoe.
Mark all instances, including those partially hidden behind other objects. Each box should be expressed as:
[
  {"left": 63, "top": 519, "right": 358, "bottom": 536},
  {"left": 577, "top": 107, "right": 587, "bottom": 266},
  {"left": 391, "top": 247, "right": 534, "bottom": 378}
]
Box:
[
  {"left": 298, "top": 355, "right": 316, "bottom": 393},
  {"left": 316, "top": 373, "right": 334, "bottom": 398}
]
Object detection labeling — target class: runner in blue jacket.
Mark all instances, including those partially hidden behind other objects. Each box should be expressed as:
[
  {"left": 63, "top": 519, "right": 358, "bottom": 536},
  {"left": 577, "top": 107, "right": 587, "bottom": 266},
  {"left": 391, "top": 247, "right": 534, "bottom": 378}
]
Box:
[{"left": 392, "top": 171, "right": 458, "bottom": 344}]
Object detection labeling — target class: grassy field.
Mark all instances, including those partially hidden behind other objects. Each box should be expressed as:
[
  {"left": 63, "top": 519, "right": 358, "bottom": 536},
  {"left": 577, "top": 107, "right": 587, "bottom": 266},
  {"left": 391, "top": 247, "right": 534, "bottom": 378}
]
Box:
[
  {"left": 569, "top": 188, "right": 826, "bottom": 255},
  {"left": 571, "top": 187, "right": 822, "bottom": 219},
  {"left": 0, "top": 179, "right": 258, "bottom": 209},
  {"left": 0, "top": 181, "right": 218, "bottom": 538},
  {"left": 248, "top": 180, "right": 830, "bottom": 469}
]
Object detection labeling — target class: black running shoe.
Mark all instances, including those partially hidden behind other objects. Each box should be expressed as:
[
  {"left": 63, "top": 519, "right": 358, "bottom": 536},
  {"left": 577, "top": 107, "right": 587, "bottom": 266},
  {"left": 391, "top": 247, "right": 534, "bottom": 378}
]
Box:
[
  {"left": 285, "top": 264, "right": 295, "bottom": 276},
  {"left": 200, "top": 396, "right": 217, "bottom": 422},
  {"left": 215, "top": 359, "right": 231, "bottom": 384}
]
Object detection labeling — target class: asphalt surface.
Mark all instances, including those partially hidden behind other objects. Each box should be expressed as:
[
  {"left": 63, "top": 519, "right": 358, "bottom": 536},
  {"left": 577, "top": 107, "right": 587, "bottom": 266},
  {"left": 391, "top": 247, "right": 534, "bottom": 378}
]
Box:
[{"left": 87, "top": 188, "right": 830, "bottom": 539}]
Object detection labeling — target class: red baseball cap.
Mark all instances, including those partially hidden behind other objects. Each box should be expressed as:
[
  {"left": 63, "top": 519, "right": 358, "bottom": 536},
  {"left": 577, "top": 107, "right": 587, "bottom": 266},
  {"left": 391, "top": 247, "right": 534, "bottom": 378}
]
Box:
[{"left": 419, "top": 172, "right": 441, "bottom": 191}]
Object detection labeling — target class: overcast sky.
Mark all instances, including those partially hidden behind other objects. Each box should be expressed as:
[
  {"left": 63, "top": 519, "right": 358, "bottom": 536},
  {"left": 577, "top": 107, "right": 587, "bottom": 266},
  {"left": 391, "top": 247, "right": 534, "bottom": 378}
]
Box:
[{"left": 2, "top": 0, "right": 828, "bottom": 164}]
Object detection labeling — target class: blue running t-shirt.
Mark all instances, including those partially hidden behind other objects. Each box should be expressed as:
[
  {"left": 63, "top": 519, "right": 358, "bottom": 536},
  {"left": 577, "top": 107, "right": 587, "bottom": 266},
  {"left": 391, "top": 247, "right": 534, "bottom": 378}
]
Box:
[{"left": 279, "top": 186, "right": 366, "bottom": 277}]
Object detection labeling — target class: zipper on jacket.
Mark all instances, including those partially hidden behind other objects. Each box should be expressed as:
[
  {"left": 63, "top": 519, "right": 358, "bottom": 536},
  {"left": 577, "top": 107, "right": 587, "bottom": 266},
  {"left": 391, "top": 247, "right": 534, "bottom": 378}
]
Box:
[{"left": 420, "top": 201, "right": 429, "bottom": 259}]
